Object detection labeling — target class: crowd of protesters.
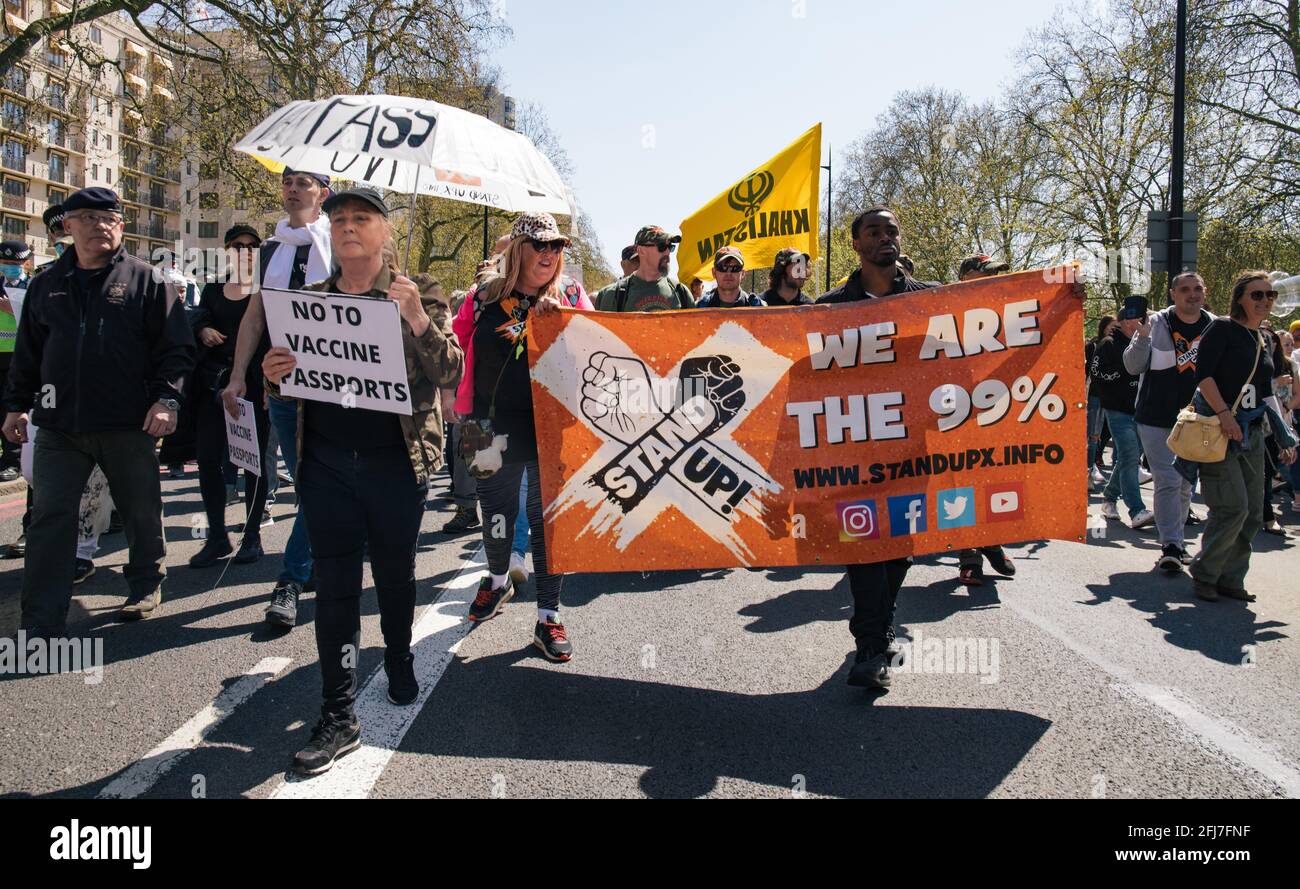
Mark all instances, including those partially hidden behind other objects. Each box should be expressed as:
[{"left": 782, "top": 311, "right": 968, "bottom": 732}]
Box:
[{"left": 2, "top": 171, "right": 1296, "bottom": 776}]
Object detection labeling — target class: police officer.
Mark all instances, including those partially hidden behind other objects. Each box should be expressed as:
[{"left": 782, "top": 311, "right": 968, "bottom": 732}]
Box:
[
  {"left": 260, "top": 187, "right": 462, "bottom": 776},
  {"left": 2, "top": 187, "right": 195, "bottom": 636},
  {"left": 35, "top": 204, "right": 74, "bottom": 276}
]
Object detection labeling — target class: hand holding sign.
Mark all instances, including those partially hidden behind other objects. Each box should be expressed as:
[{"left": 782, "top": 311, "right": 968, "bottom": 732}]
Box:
[
  {"left": 263, "top": 346, "right": 297, "bottom": 386},
  {"left": 224, "top": 397, "right": 261, "bottom": 476}
]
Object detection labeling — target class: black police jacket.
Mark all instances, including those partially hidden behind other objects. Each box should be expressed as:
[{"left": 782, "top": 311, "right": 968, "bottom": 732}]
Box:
[{"left": 3, "top": 244, "right": 195, "bottom": 433}]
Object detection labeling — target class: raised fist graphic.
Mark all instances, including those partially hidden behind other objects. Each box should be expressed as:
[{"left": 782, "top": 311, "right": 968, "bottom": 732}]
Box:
[
  {"left": 677, "top": 355, "right": 745, "bottom": 435},
  {"left": 580, "top": 352, "right": 663, "bottom": 443}
]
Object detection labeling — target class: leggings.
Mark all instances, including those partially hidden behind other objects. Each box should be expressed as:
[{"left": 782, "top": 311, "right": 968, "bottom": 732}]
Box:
[
  {"left": 195, "top": 386, "right": 269, "bottom": 543},
  {"left": 476, "top": 460, "right": 561, "bottom": 611}
]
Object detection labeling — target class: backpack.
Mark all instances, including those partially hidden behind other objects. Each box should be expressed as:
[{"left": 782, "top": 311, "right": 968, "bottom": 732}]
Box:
[{"left": 613, "top": 274, "right": 691, "bottom": 312}]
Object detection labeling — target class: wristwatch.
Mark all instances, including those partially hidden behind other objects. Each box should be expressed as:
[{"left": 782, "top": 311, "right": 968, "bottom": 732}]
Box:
[{"left": 160, "top": 398, "right": 181, "bottom": 412}]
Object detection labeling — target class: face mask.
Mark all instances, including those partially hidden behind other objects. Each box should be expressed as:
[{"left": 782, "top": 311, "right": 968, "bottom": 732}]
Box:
[{"left": 0, "top": 263, "right": 22, "bottom": 281}]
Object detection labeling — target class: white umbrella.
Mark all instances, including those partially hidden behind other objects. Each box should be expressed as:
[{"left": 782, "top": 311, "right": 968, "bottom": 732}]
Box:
[{"left": 234, "top": 93, "right": 572, "bottom": 218}]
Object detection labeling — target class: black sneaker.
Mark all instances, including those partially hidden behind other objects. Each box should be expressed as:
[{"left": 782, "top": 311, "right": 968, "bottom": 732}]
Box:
[
  {"left": 1158, "top": 544, "right": 1184, "bottom": 574},
  {"left": 467, "top": 576, "right": 512, "bottom": 623},
  {"left": 984, "top": 547, "right": 1016, "bottom": 577},
  {"left": 848, "top": 650, "right": 893, "bottom": 689},
  {"left": 1179, "top": 548, "right": 1193, "bottom": 565},
  {"left": 442, "top": 505, "right": 481, "bottom": 534},
  {"left": 533, "top": 620, "right": 573, "bottom": 662},
  {"left": 291, "top": 718, "right": 362, "bottom": 776},
  {"left": 265, "top": 581, "right": 302, "bottom": 627},
  {"left": 958, "top": 564, "right": 984, "bottom": 586},
  {"left": 233, "top": 538, "right": 263, "bottom": 565},
  {"left": 189, "top": 537, "right": 233, "bottom": 568},
  {"left": 4, "top": 533, "right": 26, "bottom": 559},
  {"left": 0, "top": 467, "right": 18, "bottom": 483},
  {"left": 73, "top": 559, "right": 95, "bottom": 585},
  {"left": 385, "top": 652, "right": 419, "bottom": 705},
  {"left": 1185, "top": 509, "right": 1202, "bottom": 525}
]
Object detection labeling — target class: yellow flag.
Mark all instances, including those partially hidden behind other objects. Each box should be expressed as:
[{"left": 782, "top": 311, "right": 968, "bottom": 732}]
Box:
[{"left": 678, "top": 123, "right": 821, "bottom": 284}]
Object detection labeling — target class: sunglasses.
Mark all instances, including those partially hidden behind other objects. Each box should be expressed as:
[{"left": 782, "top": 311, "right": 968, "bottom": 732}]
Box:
[
  {"left": 228, "top": 241, "right": 260, "bottom": 251},
  {"left": 1247, "top": 289, "right": 1278, "bottom": 302},
  {"left": 715, "top": 264, "right": 743, "bottom": 274},
  {"left": 526, "top": 238, "right": 565, "bottom": 254},
  {"left": 646, "top": 242, "right": 676, "bottom": 253}
]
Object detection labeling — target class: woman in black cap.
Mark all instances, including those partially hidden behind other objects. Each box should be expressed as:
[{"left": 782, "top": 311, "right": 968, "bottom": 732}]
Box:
[{"left": 189, "top": 225, "right": 270, "bottom": 567}]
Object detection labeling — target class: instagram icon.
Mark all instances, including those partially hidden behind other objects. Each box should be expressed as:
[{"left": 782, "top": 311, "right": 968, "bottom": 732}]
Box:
[{"left": 837, "top": 499, "right": 880, "bottom": 541}]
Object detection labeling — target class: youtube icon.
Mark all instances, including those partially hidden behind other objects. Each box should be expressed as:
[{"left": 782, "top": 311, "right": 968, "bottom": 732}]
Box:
[{"left": 986, "top": 483, "right": 1024, "bottom": 522}]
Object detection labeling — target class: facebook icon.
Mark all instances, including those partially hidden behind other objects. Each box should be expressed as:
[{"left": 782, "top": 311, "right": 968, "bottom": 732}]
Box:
[{"left": 887, "top": 494, "right": 927, "bottom": 537}]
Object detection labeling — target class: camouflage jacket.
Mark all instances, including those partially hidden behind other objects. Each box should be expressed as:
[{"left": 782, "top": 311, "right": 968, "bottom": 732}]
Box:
[{"left": 267, "top": 265, "right": 463, "bottom": 485}]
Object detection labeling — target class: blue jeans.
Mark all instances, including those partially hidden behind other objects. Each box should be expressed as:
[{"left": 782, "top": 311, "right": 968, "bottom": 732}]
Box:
[
  {"left": 1102, "top": 409, "right": 1146, "bottom": 518},
  {"left": 268, "top": 396, "right": 312, "bottom": 584},
  {"left": 1086, "top": 396, "right": 1104, "bottom": 467},
  {"left": 512, "top": 466, "right": 530, "bottom": 556}
]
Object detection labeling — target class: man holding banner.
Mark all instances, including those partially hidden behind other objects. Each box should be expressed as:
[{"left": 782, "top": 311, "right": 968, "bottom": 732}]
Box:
[
  {"left": 816, "top": 206, "right": 937, "bottom": 689},
  {"left": 260, "top": 187, "right": 462, "bottom": 776}
]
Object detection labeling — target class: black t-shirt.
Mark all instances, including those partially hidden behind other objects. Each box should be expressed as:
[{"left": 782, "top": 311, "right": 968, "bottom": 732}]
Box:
[
  {"left": 1195, "top": 319, "right": 1273, "bottom": 413},
  {"left": 302, "top": 282, "right": 404, "bottom": 452},
  {"left": 1091, "top": 331, "right": 1138, "bottom": 414},
  {"left": 471, "top": 291, "right": 537, "bottom": 463},
  {"left": 195, "top": 283, "right": 268, "bottom": 398},
  {"left": 1134, "top": 311, "right": 1211, "bottom": 427}
]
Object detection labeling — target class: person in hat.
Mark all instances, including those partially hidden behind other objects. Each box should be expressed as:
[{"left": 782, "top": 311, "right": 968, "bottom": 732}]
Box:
[
  {"left": 958, "top": 254, "right": 1011, "bottom": 281},
  {"left": 595, "top": 226, "right": 693, "bottom": 312},
  {"left": 188, "top": 224, "right": 272, "bottom": 570},
  {"left": 761, "top": 247, "right": 814, "bottom": 306},
  {"left": 453, "top": 211, "right": 574, "bottom": 661},
  {"left": 2, "top": 187, "right": 195, "bottom": 635},
  {"left": 619, "top": 245, "right": 639, "bottom": 278},
  {"left": 0, "top": 239, "right": 33, "bottom": 482},
  {"left": 260, "top": 186, "right": 462, "bottom": 775},
  {"left": 33, "top": 205, "right": 74, "bottom": 277},
  {"left": 696, "top": 247, "right": 763, "bottom": 307},
  {"left": 223, "top": 168, "right": 332, "bottom": 629}
]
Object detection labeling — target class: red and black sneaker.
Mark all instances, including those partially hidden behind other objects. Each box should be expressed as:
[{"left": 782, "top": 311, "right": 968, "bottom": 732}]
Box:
[
  {"left": 958, "top": 565, "right": 984, "bottom": 586},
  {"left": 467, "top": 576, "right": 513, "bottom": 623},
  {"left": 533, "top": 620, "right": 573, "bottom": 662}
]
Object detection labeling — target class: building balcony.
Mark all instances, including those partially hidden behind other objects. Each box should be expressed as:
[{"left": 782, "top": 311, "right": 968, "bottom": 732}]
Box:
[
  {"left": 2, "top": 155, "right": 30, "bottom": 175},
  {"left": 2, "top": 192, "right": 29, "bottom": 212}
]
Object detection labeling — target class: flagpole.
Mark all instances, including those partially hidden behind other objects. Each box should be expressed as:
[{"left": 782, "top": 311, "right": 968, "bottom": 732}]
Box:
[
  {"left": 821, "top": 146, "right": 832, "bottom": 292},
  {"left": 403, "top": 166, "right": 420, "bottom": 276}
]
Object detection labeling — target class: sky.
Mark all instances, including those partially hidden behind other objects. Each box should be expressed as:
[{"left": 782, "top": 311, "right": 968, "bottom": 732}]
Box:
[{"left": 492, "top": 0, "right": 1063, "bottom": 279}]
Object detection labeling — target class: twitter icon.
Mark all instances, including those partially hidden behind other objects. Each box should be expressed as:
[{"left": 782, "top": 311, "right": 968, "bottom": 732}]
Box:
[{"left": 937, "top": 487, "right": 976, "bottom": 530}]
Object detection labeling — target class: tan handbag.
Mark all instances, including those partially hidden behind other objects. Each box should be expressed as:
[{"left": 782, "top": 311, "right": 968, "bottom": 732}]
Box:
[{"left": 1166, "top": 331, "right": 1262, "bottom": 463}]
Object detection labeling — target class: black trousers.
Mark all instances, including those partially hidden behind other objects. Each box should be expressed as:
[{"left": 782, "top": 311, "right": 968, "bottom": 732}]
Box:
[
  {"left": 845, "top": 557, "right": 911, "bottom": 656},
  {"left": 297, "top": 434, "right": 425, "bottom": 722},
  {"left": 0, "top": 360, "right": 19, "bottom": 471},
  {"left": 195, "top": 387, "right": 269, "bottom": 543},
  {"left": 22, "top": 428, "right": 165, "bottom": 632}
]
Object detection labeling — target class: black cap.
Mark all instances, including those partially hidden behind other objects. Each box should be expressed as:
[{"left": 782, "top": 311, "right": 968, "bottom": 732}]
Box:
[
  {"left": 0, "top": 240, "right": 32, "bottom": 262},
  {"left": 63, "top": 187, "right": 123, "bottom": 215},
  {"left": 223, "top": 224, "right": 262, "bottom": 247},
  {"left": 321, "top": 187, "right": 388, "bottom": 217},
  {"left": 283, "top": 168, "right": 331, "bottom": 188},
  {"left": 620, "top": 245, "right": 637, "bottom": 262},
  {"left": 43, "top": 203, "right": 66, "bottom": 232}
]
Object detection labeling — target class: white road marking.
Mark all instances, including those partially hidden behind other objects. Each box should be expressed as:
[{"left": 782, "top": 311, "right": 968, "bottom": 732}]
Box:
[
  {"left": 271, "top": 546, "right": 485, "bottom": 799},
  {"left": 1003, "top": 598, "right": 1300, "bottom": 798},
  {"left": 97, "top": 656, "right": 292, "bottom": 799}
]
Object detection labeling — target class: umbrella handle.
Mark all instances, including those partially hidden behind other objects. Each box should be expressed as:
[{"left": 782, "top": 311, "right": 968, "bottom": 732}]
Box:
[{"left": 402, "top": 166, "right": 420, "bottom": 276}]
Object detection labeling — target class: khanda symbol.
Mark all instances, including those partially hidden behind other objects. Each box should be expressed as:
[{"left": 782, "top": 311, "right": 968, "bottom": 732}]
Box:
[{"left": 727, "top": 169, "right": 775, "bottom": 217}]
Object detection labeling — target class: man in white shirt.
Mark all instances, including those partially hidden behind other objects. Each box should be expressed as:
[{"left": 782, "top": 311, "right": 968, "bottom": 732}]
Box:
[{"left": 221, "top": 169, "right": 332, "bottom": 629}]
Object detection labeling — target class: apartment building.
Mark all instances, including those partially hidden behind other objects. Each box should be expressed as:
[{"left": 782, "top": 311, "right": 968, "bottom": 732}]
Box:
[{"left": 1, "top": 2, "right": 182, "bottom": 264}]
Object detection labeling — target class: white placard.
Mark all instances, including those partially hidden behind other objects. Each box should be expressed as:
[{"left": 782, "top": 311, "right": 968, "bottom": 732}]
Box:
[
  {"left": 3, "top": 285, "right": 23, "bottom": 322},
  {"left": 224, "top": 397, "right": 261, "bottom": 476},
  {"left": 262, "top": 287, "right": 412, "bottom": 416}
]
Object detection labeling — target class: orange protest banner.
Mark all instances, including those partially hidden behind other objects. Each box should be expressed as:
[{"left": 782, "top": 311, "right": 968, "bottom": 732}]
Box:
[{"left": 528, "top": 268, "right": 1086, "bottom": 573}]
